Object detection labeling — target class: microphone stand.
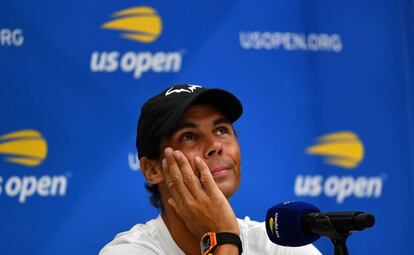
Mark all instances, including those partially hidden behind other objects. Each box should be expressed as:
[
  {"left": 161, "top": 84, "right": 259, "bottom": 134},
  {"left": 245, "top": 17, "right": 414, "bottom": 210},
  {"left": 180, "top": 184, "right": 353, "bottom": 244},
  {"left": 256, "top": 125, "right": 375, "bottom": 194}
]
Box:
[
  {"left": 308, "top": 215, "right": 350, "bottom": 255},
  {"left": 331, "top": 238, "right": 349, "bottom": 255}
]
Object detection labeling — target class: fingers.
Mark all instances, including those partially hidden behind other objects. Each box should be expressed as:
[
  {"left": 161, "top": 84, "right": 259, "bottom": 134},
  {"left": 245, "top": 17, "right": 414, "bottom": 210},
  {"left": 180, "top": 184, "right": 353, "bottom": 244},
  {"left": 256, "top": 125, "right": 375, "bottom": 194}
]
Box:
[
  {"left": 163, "top": 149, "right": 239, "bottom": 237},
  {"left": 163, "top": 147, "right": 219, "bottom": 203},
  {"left": 173, "top": 150, "right": 204, "bottom": 198},
  {"left": 163, "top": 148, "right": 193, "bottom": 202},
  {"left": 194, "top": 156, "right": 220, "bottom": 196}
]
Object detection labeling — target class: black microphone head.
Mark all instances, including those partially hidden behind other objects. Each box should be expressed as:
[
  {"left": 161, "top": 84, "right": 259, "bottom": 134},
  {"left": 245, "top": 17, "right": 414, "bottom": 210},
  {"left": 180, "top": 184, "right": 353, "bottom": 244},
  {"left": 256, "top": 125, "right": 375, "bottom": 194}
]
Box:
[
  {"left": 354, "top": 213, "right": 375, "bottom": 230},
  {"left": 266, "top": 201, "right": 321, "bottom": 247}
]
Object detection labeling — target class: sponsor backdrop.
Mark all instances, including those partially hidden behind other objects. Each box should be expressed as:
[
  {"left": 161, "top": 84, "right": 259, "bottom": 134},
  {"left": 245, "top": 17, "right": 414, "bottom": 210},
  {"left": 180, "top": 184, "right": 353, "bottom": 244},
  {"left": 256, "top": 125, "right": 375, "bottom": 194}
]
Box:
[{"left": 1, "top": 0, "right": 413, "bottom": 254}]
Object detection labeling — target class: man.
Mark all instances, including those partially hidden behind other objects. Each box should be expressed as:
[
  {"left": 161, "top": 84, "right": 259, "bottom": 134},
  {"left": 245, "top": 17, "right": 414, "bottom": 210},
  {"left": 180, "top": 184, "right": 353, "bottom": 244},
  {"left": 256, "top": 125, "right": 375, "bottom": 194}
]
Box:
[{"left": 100, "top": 84, "right": 321, "bottom": 255}]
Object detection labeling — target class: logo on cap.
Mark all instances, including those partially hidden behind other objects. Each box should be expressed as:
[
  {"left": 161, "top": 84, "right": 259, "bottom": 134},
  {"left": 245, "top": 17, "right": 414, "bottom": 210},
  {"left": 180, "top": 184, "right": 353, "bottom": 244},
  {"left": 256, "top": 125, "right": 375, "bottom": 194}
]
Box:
[
  {"left": 165, "top": 85, "right": 202, "bottom": 96},
  {"left": 102, "top": 6, "right": 162, "bottom": 43},
  {"left": 306, "top": 131, "right": 364, "bottom": 169},
  {"left": 0, "top": 129, "right": 47, "bottom": 167}
]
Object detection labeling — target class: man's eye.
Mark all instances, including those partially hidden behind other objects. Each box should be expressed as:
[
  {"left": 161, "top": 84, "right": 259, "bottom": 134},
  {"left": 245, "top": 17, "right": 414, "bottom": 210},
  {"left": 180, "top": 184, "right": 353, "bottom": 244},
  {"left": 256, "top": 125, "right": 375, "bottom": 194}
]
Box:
[
  {"left": 181, "top": 133, "right": 194, "bottom": 141},
  {"left": 216, "top": 127, "right": 229, "bottom": 135}
]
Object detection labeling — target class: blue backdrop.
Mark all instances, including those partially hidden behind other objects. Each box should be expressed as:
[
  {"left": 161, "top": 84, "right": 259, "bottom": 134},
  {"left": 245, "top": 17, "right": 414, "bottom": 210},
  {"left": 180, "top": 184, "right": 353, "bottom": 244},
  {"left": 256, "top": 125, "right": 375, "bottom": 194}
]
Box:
[{"left": 1, "top": 0, "right": 414, "bottom": 254}]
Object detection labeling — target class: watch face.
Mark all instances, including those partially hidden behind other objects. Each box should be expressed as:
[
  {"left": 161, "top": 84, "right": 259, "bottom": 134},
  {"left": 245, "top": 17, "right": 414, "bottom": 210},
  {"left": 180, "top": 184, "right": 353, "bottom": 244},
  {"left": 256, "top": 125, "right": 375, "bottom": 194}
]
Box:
[{"left": 201, "top": 235, "right": 211, "bottom": 252}]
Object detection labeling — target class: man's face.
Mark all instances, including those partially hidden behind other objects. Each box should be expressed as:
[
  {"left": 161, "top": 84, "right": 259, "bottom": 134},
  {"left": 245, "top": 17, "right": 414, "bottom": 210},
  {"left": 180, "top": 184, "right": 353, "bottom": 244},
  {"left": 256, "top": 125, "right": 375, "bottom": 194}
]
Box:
[{"left": 160, "top": 104, "right": 241, "bottom": 198}]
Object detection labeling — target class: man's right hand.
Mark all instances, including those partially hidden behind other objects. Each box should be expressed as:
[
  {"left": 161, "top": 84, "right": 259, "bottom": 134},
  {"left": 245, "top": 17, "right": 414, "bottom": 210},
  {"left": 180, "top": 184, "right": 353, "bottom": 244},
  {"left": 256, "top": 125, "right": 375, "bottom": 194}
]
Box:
[{"left": 162, "top": 147, "right": 240, "bottom": 238}]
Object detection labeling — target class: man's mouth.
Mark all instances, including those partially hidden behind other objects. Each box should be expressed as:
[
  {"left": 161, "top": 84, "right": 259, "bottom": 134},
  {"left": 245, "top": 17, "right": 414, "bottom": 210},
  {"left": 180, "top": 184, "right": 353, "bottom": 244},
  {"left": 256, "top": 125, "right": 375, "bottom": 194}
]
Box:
[{"left": 210, "top": 166, "right": 231, "bottom": 177}]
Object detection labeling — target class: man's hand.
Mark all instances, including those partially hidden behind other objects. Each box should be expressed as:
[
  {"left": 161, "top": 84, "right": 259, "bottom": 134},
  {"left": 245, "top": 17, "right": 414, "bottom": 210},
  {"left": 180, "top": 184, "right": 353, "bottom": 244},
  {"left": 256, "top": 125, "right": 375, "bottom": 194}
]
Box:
[{"left": 162, "top": 147, "right": 240, "bottom": 238}]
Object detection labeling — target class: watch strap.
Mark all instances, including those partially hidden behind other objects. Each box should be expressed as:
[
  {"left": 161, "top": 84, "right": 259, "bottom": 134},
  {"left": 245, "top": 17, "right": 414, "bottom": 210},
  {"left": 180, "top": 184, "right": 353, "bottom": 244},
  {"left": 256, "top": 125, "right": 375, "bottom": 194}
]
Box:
[
  {"left": 207, "top": 232, "right": 243, "bottom": 254},
  {"left": 216, "top": 232, "right": 243, "bottom": 254}
]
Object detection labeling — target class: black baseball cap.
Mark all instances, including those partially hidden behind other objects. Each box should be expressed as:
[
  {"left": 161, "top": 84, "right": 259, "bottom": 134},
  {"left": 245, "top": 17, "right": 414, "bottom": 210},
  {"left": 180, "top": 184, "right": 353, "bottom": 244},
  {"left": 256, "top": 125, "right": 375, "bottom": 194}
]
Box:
[{"left": 136, "top": 84, "right": 243, "bottom": 158}]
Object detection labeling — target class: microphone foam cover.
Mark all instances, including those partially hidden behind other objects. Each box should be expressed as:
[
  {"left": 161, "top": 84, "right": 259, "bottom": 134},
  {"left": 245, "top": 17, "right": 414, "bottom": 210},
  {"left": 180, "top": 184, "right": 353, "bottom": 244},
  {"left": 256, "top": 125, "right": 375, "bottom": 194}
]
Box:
[{"left": 265, "top": 201, "right": 321, "bottom": 247}]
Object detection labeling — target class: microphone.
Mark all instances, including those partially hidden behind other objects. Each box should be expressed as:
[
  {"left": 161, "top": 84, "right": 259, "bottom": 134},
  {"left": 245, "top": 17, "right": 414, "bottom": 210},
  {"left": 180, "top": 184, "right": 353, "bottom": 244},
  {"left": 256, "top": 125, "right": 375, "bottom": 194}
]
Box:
[{"left": 265, "top": 201, "right": 375, "bottom": 247}]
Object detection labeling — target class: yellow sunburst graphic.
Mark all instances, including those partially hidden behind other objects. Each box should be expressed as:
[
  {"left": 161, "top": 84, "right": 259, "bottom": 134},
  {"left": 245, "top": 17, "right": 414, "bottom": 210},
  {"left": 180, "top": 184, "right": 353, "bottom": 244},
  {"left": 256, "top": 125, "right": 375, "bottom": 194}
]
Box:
[
  {"left": 102, "top": 6, "right": 162, "bottom": 43},
  {"left": 0, "top": 129, "right": 48, "bottom": 167},
  {"left": 306, "top": 131, "right": 364, "bottom": 169},
  {"left": 269, "top": 217, "right": 274, "bottom": 234}
]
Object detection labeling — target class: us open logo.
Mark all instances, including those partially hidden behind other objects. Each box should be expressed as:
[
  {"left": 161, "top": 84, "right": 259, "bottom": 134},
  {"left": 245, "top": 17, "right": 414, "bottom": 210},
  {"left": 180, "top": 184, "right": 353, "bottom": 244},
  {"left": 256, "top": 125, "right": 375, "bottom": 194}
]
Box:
[
  {"left": 90, "top": 6, "right": 184, "bottom": 79},
  {"left": 306, "top": 131, "right": 364, "bottom": 169},
  {"left": 294, "top": 131, "right": 384, "bottom": 204},
  {"left": 0, "top": 129, "right": 69, "bottom": 203},
  {"left": 101, "top": 6, "right": 162, "bottom": 43},
  {"left": 0, "top": 129, "right": 47, "bottom": 167}
]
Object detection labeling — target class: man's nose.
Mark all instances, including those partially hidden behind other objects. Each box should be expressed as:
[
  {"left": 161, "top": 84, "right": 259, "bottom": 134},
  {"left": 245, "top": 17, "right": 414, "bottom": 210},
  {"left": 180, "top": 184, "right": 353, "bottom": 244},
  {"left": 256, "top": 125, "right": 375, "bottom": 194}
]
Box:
[{"left": 204, "top": 139, "right": 223, "bottom": 158}]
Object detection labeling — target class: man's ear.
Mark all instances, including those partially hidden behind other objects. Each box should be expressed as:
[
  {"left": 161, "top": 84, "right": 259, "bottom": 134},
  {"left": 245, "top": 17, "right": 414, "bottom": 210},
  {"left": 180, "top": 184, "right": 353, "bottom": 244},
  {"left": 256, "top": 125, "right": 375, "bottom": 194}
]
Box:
[{"left": 139, "top": 156, "right": 163, "bottom": 184}]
